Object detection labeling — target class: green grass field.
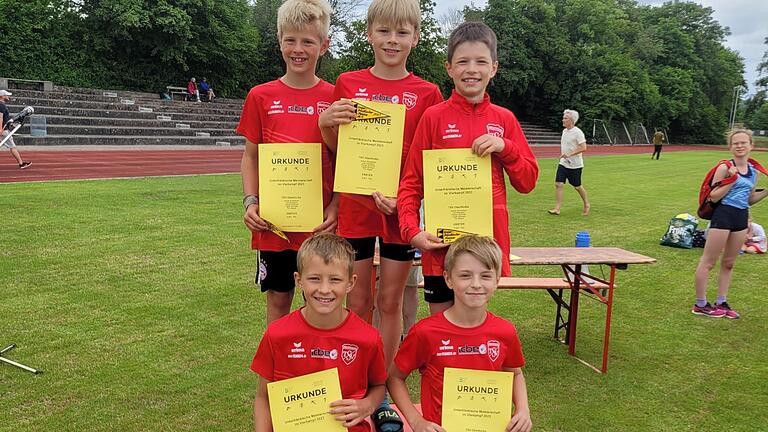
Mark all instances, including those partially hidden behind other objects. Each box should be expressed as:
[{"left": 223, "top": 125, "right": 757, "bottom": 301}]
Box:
[{"left": 2, "top": 151, "right": 767, "bottom": 431}]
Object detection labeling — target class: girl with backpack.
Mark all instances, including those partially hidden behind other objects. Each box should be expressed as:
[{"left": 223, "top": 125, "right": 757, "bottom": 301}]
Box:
[{"left": 693, "top": 129, "right": 768, "bottom": 318}]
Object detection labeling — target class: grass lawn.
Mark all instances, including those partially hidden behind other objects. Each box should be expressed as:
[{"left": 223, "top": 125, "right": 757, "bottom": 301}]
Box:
[{"left": 1, "top": 151, "right": 767, "bottom": 431}]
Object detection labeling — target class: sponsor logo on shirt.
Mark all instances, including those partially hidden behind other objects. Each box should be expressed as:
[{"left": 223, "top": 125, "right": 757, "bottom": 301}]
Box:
[
  {"left": 311, "top": 348, "right": 338, "bottom": 360},
  {"left": 372, "top": 93, "right": 398, "bottom": 104},
  {"left": 443, "top": 123, "right": 462, "bottom": 140},
  {"left": 268, "top": 100, "right": 284, "bottom": 115},
  {"left": 287, "top": 104, "right": 315, "bottom": 115},
  {"left": 458, "top": 343, "right": 487, "bottom": 355},
  {"left": 486, "top": 123, "right": 504, "bottom": 138},
  {"left": 436, "top": 339, "right": 455, "bottom": 357},
  {"left": 487, "top": 340, "right": 500, "bottom": 362},
  {"left": 355, "top": 88, "right": 369, "bottom": 98},
  {"left": 402, "top": 92, "right": 417, "bottom": 110},
  {"left": 341, "top": 344, "right": 358, "bottom": 365},
  {"left": 288, "top": 341, "right": 306, "bottom": 359},
  {"left": 317, "top": 101, "right": 330, "bottom": 114}
]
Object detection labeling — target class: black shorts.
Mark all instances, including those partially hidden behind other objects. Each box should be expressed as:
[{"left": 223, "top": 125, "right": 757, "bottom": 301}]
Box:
[
  {"left": 555, "top": 165, "right": 583, "bottom": 187},
  {"left": 424, "top": 275, "right": 453, "bottom": 303},
  {"left": 256, "top": 250, "right": 297, "bottom": 293},
  {"left": 709, "top": 204, "right": 748, "bottom": 232},
  {"left": 346, "top": 237, "right": 415, "bottom": 262}
]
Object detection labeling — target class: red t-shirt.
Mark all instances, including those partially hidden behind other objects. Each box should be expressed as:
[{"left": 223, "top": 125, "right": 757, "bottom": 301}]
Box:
[
  {"left": 236, "top": 79, "right": 335, "bottom": 251},
  {"left": 393, "top": 311, "right": 525, "bottom": 425},
  {"left": 333, "top": 68, "right": 443, "bottom": 243},
  {"left": 397, "top": 91, "right": 539, "bottom": 276},
  {"left": 251, "top": 308, "right": 387, "bottom": 432}
]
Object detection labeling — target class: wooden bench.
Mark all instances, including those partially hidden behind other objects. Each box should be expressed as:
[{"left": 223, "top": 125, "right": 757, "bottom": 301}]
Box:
[
  {"left": 166, "top": 85, "right": 189, "bottom": 100},
  {"left": 0, "top": 77, "right": 53, "bottom": 92},
  {"left": 417, "top": 276, "right": 608, "bottom": 291}
]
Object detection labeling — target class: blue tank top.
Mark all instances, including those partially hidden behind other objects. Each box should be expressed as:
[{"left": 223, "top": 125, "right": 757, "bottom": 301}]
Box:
[{"left": 721, "top": 162, "right": 756, "bottom": 209}]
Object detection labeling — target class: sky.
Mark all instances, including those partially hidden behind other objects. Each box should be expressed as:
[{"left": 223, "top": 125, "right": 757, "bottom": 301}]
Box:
[{"left": 433, "top": 0, "right": 767, "bottom": 96}]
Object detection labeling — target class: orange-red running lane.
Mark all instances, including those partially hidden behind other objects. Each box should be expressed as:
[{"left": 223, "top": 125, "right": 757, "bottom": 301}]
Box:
[{"left": 0, "top": 145, "right": 721, "bottom": 184}]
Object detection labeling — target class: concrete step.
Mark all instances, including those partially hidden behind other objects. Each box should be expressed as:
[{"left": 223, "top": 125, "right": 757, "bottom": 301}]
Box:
[
  {"left": 9, "top": 96, "right": 242, "bottom": 116},
  {"left": 33, "top": 115, "right": 236, "bottom": 129},
  {"left": 48, "top": 86, "right": 245, "bottom": 108},
  {"left": 18, "top": 124, "right": 237, "bottom": 137},
  {"left": 14, "top": 134, "right": 246, "bottom": 146},
  {"left": 7, "top": 104, "right": 239, "bottom": 122}
]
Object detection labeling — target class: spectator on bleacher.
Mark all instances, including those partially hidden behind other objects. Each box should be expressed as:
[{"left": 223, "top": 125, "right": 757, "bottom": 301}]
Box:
[
  {"left": 0, "top": 90, "right": 32, "bottom": 169},
  {"left": 186, "top": 77, "right": 201, "bottom": 102},
  {"left": 199, "top": 78, "right": 216, "bottom": 102}
]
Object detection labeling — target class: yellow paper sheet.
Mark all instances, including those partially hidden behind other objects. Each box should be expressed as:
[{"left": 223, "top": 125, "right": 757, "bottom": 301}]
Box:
[
  {"left": 424, "top": 149, "right": 493, "bottom": 238},
  {"left": 258, "top": 143, "right": 324, "bottom": 232},
  {"left": 442, "top": 367, "right": 514, "bottom": 432},
  {"left": 334, "top": 100, "right": 405, "bottom": 196},
  {"left": 267, "top": 368, "right": 345, "bottom": 432}
]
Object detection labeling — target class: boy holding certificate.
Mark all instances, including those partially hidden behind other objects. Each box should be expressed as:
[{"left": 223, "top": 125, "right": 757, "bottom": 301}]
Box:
[
  {"left": 387, "top": 236, "right": 532, "bottom": 432},
  {"left": 251, "top": 233, "right": 387, "bottom": 432},
  {"left": 398, "top": 21, "right": 539, "bottom": 314},
  {"left": 237, "top": 0, "right": 338, "bottom": 324},
  {"left": 318, "top": 0, "right": 443, "bottom": 422}
]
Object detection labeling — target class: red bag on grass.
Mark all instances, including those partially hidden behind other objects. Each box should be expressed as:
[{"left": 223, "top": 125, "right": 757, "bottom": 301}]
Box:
[{"left": 697, "top": 158, "right": 768, "bottom": 220}]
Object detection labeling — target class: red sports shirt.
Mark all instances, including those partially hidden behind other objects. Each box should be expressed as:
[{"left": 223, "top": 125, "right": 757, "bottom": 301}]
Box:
[
  {"left": 333, "top": 68, "right": 443, "bottom": 243},
  {"left": 251, "top": 308, "right": 387, "bottom": 432},
  {"left": 236, "top": 79, "right": 335, "bottom": 251},
  {"left": 397, "top": 91, "right": 539, "bottom": 276},
  {"left": 393, "top": 311, "right": 525, "bottom": 426}
]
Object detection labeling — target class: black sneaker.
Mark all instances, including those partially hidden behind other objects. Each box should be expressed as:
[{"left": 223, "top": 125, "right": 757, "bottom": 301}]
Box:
[{"left": 19, "top": 161, "right": 32, "bottom": 169}]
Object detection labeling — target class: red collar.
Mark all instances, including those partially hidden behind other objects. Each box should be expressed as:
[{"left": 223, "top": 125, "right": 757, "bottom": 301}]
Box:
[{"left": 448, "top": 90, "right": 491, "bottom": 114}]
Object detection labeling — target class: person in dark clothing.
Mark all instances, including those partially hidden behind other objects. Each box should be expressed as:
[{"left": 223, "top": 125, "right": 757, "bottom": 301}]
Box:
[
  {"left": 0, "top": 90, "right": 31, "bottom": 169},
  {"left": 651, "top": 130, "right": 665, "bottom": 160}
]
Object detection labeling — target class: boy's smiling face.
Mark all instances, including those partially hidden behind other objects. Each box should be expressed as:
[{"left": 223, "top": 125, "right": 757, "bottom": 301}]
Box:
[
  {"left": 367, "top": 20, "right": 419, "bottom": 69},
  {"left": 279, "top": 24, "right": 329, "bottom": 79},
  {"left": 295, "top": 254, "right": 356, "bottom": 317},
  {"left": 444, "top": 252, "right": 499, "bottom": 309},
  {"left": 446, "top": 41, "right": 498, "bottom": 103}
]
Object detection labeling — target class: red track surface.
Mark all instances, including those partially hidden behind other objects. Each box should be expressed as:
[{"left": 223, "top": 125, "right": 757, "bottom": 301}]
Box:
[{"left": 0, "top": 145, "right": 721, "bottom": 183}]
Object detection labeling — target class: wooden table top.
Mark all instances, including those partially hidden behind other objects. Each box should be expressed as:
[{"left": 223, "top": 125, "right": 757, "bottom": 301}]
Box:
[{"left": 509, "top": 247, "right": 656, "bottom": 266}]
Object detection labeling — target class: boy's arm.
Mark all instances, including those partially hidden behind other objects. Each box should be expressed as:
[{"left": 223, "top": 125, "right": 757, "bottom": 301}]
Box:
[
  {"left": 328, "top": 382, "right": 385, "bottom": 427},
  {"left": 387, "top": 366, "right": 445, "bottom": 432},
  {"left": 503, "top": 367, "right": 531, "bottom": 432},
  {"left": 241, "top": 140, "right": 268, "bottom": 232},
  {"left": 254, "top": 376, "right": 273, "bottom": 432}
]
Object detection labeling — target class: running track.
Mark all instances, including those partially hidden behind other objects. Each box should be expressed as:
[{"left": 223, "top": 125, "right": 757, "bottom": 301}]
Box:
[{"left": 0, "top": 145, "right": 722, "bottom": 183}]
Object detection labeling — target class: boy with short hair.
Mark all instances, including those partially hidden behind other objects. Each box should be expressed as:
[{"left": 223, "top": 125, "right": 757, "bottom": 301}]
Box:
[
  {"left": 237, "top": 0, "right": 338, "bottom": 324},
  {"left": 318, "top": 0, "right": 444, "bottom": 414},
  {"left": 398, "top": 21, "right": 539, "bottom": 314},
  {"left": 387, "top": 235, "right": 532, "bottom": 432},
  {"left": 251, "top": 233, "right": 387, "bottom": 432}
]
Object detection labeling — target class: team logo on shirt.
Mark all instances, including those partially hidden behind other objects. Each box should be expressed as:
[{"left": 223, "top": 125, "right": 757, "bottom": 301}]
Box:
[
  {"left": 355, "top": 88, "right": 369, "bottom": 98},
  {"left": 437, "top": 339, "right": 455, "bottom": 357},
  {"left": 288, "top": 341, "right": 306, "bottom": 358},
  {"left": 287, "top": 104, "right": 315, "bottom": 115},
  {"left": 486, "top": 123, "right": 504, "bottom": 138},
  {"left": 341, "top": 344, "right": 359, "bottom": 365},
  {"left": 268, "top": 100, "right": 284, "bottom": 115},
  {"left": 311, "top": 348, "right": 338, "bottom": 360},
  {"left": 402, "top": 92, "right": 417, "bottom": 110},
  {"left": 443, "top": 123, "right": 462, "bottom": 140},
  {"left": 487, "top": 340, "right": 500, "bottom": 362},
  {"left": 317, "top": 101, "right": 330, "bottom": 114}
]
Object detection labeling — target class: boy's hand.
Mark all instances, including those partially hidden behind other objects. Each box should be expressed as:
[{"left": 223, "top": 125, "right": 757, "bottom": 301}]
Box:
[
  {"left": 472, "top": 134, "right": 505, "bottom": 157},
  {"left": 313, "top": 200, "right": 339, "bottom": 234},
  {"left": 411, "top": 231, "right": 449, "bottom": 251},
  {"left": 372, "top": 191, "right": 397, "bottom": 215},
  {"left": 319, "top": 99, "right": 357, "bottom": 128},
  {"left": 506, "top": 408, "right": 532, "bottom": 432},
  {"left": 410, "top": 417, "right": 447, "bottom": 432},
  {"left": 329, "top": 398, "right": 374, "bottom": 427},
  {"left": 244, "top": 204, "right": 269, "bottom": 232}
]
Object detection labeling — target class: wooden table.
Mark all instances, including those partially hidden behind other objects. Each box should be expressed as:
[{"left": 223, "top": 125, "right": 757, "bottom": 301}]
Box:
[{"left": 509, "top": 247, "right": 656, "bottom": 373}]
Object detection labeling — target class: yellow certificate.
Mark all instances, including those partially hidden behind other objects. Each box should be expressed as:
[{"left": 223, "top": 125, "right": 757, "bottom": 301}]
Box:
[
  {"left": 258, "top": 143, "right": 323, "bottom": 232},
  {"left": 442, "top": 367, "right": 514, "bottom": 432},
  {"left": 267, "top": 368, "right": 345, "bottom": 432},
  {"left": 334, "top": 100, "right": 406, "bottom": 196},
  {"left": 423, "top": 149, "right": 493, "bottom": 239}
]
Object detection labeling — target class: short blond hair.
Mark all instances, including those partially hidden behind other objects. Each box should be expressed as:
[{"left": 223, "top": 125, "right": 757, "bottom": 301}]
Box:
[
  {"left": 277, "top": 0, "right": 333, "bottom": 40},
  {"left": 728, "top": 128, "right": 753, "bottom": 146},
  {"left": 367, "top": 0, "right": 421, "bottom": 33},
  {"left": 296, "top": 233, "right": 356, "bottom": 277},
  {"left": 444, "top": 235, "right": 502, "bottom": 277}
]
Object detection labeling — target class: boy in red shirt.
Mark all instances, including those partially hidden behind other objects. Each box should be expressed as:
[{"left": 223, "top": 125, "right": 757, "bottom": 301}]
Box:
[
  {"left": 388, "top": 235, "right": 532, "bottom": 432},
  {"left": 318, "top": 0, "right": 443, "bottom": 405},
  {"left": 237, "top": 0, "right": 338, "bottom": 324},
  {"left": 251, "top": 233, "right": 387, "bottom": 432},
  {"left": 398, "top": 21, "right": 539, "bottom": 314}
]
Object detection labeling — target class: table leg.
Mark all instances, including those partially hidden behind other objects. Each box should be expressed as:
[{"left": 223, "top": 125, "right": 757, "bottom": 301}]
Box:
[
  {"left": 567, "top": 264, "right": 581, "bottom": 356},
  {"left": 601, "top": 265, "right": 617, "bottom": 373}
]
